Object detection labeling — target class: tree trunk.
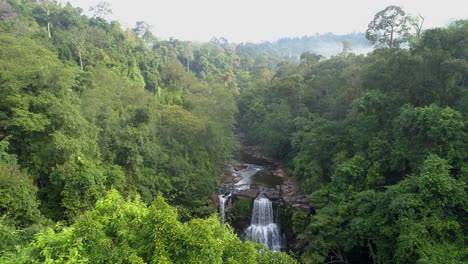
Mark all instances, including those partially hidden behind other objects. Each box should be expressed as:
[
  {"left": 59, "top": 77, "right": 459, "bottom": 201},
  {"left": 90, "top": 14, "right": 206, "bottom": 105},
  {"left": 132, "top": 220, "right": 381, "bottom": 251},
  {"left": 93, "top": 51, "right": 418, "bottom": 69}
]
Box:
[
  {"left": 46, "top": 6, "right": 51, "bottom": 38},
  {"left": 417, "top": 15, "right": 425, "bottom": 38},
  {"left": 47, "top": 22, "right": 51, "bottom": 38},
  {"left": 389, "top": 26, "right": 394, "bottom": 49},
  {"left": 78, "top": 49, "right": 83, "bottom": 70}
]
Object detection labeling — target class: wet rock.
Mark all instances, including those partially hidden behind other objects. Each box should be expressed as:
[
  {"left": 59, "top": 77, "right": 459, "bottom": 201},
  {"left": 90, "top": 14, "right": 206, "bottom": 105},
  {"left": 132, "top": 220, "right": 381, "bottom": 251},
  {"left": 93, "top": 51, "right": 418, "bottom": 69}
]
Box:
[
  {"left": 236, "top": 188, "right": 260, "bottom": 199},
  {"left": 263, "top": 189, "right": 281, "bottom": 200},
  {"left": 240, "top": 145, "right": 278, "bottom": 166},
  {"left": 232, "top": 175, "right": 243, "bottom": 183},
  {"left": 220, "top": 140, "right": 313, "bottom": 211},
  {"left": 234, "top": 164, "right": 248, "bottom": 171}
]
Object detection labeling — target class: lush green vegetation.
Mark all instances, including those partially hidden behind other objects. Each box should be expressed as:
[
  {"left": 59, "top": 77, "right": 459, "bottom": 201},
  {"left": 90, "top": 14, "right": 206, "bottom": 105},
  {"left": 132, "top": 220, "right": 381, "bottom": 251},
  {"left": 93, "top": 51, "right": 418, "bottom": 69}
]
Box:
[
  {"left": 0, "top": 0, "right": 296, "bottom": 262},
  {"left": 3, "top": 190, "right": 294, "bottom": 263},
  {"left": 1, "top": 1, "right": 466, "bottom": 263},
  {"left": 238, "top": 11, "right": 468, "bottom": 263},
  {"left": 0, "top": 0, "right": 243, "bottom": 217}
]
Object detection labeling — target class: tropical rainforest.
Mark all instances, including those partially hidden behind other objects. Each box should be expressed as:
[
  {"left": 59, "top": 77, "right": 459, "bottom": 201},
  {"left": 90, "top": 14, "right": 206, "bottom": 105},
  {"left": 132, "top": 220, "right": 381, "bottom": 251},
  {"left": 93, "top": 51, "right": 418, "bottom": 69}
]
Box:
[{"left": 0, "top": 1, "right": 466, "bottom": 263}]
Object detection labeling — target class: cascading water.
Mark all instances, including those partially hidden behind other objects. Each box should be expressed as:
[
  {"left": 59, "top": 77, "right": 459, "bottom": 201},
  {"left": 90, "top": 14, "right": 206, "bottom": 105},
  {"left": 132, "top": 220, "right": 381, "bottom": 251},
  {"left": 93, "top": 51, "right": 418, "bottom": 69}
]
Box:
[
  {"left": 218, "top": 193, "right": 231, "bottom": 223},
  {"left": 217, "top": 164, "right": 263, "bottom": 224},
  {"left": 244, "top": 195, "right": 282, "bottom": 251},
  {"left": 234, "top": 164, "right": 263, "bottom": 190},
  {"left": 218, "top": 163, "right": 286, "bottom": 251}
]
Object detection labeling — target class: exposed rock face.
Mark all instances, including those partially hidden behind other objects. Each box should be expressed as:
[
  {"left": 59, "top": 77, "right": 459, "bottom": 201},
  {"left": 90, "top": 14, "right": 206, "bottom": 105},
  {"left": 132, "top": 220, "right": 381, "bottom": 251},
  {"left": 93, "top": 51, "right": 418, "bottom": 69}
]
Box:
[
  {"left": 236, "top": 188, "right": 260, "bottom": 199},
  {"left": 220, "top": 166, "right": 241, "bottom": 185},
  {"left": 274, "top": 167, "right": 313, "bottom": 210},
  {"left": 222, "top": 140, "right": 313, "bottom": 210}
]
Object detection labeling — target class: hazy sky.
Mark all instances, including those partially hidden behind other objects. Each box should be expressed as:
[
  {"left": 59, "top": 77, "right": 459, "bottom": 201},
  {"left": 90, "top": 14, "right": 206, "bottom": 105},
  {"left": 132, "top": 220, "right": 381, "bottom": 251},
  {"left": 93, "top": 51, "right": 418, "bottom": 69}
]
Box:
[{"left": 68, "top": 0, "right": 468, "bottom": 43}]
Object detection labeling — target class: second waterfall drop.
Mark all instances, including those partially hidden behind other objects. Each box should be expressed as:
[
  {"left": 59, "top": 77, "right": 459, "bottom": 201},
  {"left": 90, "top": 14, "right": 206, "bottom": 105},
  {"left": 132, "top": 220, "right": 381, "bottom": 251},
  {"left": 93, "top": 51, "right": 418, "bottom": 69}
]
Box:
[
  {"left": 218, "top": 193, "right": 231, "bottom": 223},
  {"left": 244, "top": 194, "right": 282, "bottom": 251}
]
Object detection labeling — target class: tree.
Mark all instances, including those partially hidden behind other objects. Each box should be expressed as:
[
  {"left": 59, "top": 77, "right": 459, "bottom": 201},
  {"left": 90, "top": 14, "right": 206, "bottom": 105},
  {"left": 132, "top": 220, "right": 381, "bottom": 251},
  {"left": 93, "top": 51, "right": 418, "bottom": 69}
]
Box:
[
  {"left": 300, "top": 51, "right": 323, "bottom": 65},
  {"left": 65, "top": 28, "right": 86, "bottom": 70},
  {"left": 410, "top": 14, "right": 424, "bottom": 38},
  {"left": 366, "top": 6, "right": 410, "bottom": 49},
  {"left": 393, "top": 104, "right": 467, "bottom": 172},
  {"left": 89, "top": 1, "right": 112, "bottom": 19},
  {"left": 0, "top": 0, "right": 16, "bottom": 22},
  {"left": 339, "top": 40, "right": 352, "bottom": 57},
  {"left": 0, "top": 139, "right": 42, "bottom": 227},
  {"left": 37, "top": 0, "right": 52, "bottom": 38},
  {"left": 184, "top": 44, "right": 194, "bottom": 72},
  {"left": 133, "top": 21, "right": 156, "bottom": 44}
]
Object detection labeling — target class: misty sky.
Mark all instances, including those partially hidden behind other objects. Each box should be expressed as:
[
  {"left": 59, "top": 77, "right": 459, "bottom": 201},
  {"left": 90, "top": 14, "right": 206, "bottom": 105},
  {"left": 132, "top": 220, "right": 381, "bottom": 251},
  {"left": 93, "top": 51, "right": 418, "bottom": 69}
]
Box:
[{"left": 68, "top": 0, "right": 468, "bottom": 43}]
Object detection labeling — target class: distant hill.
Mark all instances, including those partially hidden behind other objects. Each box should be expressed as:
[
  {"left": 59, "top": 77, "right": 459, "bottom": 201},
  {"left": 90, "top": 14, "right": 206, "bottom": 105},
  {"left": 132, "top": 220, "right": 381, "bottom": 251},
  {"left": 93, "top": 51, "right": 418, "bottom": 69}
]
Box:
[{"left": 236, "top": 32, "right": 373, "bottom": 60}]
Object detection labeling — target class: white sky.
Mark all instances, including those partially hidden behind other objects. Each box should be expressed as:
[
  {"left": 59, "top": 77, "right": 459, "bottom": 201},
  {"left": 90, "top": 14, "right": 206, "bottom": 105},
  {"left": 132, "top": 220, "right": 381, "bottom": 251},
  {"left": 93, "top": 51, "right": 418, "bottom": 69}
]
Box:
[{"left": 67, "top": 0, "right": 468, "bottom": 43}]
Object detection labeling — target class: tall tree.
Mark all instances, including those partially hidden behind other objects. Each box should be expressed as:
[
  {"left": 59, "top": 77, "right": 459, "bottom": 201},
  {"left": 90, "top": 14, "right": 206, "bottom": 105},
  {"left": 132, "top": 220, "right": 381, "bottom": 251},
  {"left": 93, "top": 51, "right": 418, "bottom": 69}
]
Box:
[
  {"left": 0, "top": 0, "right": 16, "bottom": 22},
  {"left": 133, "top": 21, "right": 156, "bottom": 44},
  {"left": 365, "top": 5, "right": 410, "bottom": 49},
  {"left": 410, "top": 14, "right": 425, "bottom": 38},
  {"left": 89, "top": 1, "right": 112, "bottom": 19},
  {"left": 339, "top": 40, "right": 352, "bottom": 57}
]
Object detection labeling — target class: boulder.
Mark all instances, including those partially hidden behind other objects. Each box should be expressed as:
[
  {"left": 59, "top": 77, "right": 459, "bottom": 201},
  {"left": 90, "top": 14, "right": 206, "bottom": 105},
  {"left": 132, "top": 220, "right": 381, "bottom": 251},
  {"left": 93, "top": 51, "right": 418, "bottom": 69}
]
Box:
[{"left": 236, "top": 188, "right": 260, "bottom": 199}]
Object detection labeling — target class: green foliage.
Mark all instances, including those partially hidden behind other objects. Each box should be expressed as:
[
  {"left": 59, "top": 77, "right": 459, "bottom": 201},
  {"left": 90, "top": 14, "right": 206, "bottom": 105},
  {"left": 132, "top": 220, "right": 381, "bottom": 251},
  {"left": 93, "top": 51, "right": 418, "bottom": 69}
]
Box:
[
  {"left": 0, "top": 0, "right": 239, "bottom": 221},
  {"left": 226, "top": 198, "right": 252, "bottom": 230},
  {"left": 0, "top": 164, "right": 42, "bottom": 227},
  {"left": 1, "top": 1, "right": 467, "bottom": 262},
  {"left": 250, "top": 102, "right": 294, "bottom": 158},
  {"left": 304, "top": 155, "right": 467, "bottom": 264},
  {"left": 4, "top": 191, "right": 296, "bottom": 263},
  {"left": 290, "top": 210, "right": 310, "bottom": 236},
  {"left": 393, "top": 104, "right": 467, "bottom": 171},
  {"left": 0, "top": 138, "right": 45, "bottom": 257},
  {"left": 238, "top": 18, "right": 468, "bottom": 262},
  {"left": 0, "top": 3, "right": 245, "bottom": 261}
]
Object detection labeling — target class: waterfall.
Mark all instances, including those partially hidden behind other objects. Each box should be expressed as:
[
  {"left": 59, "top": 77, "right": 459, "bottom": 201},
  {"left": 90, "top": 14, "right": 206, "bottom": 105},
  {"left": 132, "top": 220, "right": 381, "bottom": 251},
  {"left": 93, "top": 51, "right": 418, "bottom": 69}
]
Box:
[
  {"left": 245, "top": 196, "right": 282, "bottom": 251},
  {"left": 218, "top": 193, "right": 231, "bottom": 223}
]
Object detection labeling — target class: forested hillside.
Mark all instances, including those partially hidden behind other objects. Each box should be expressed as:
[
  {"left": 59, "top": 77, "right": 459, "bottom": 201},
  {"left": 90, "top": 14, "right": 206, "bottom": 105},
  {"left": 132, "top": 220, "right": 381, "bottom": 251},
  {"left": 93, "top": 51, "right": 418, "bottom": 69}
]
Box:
[
  {"left": 0, "top": 1, "right": 467, "bottom": 263},
  {"left": 237, "top": 9, "right": 468, "bottom": 263},
  {"left": 237, "top": 32, "right": 372, "bottom": 60},
  {"left": 0, "top": 0, "right": 295, "bottom": 262}
]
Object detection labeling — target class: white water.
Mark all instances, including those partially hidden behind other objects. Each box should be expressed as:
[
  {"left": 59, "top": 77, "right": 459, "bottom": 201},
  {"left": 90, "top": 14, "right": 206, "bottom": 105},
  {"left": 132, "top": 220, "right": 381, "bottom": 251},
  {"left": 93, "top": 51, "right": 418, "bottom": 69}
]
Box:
[
  {"left": 233, "top": 164, "right": 263, "bottom": 191},
  {"left": 245, "top": 196, "right": 282, "bottom": 251},
  {"left": 218, "top": 193, "right": 231, "bottom": 223}
]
